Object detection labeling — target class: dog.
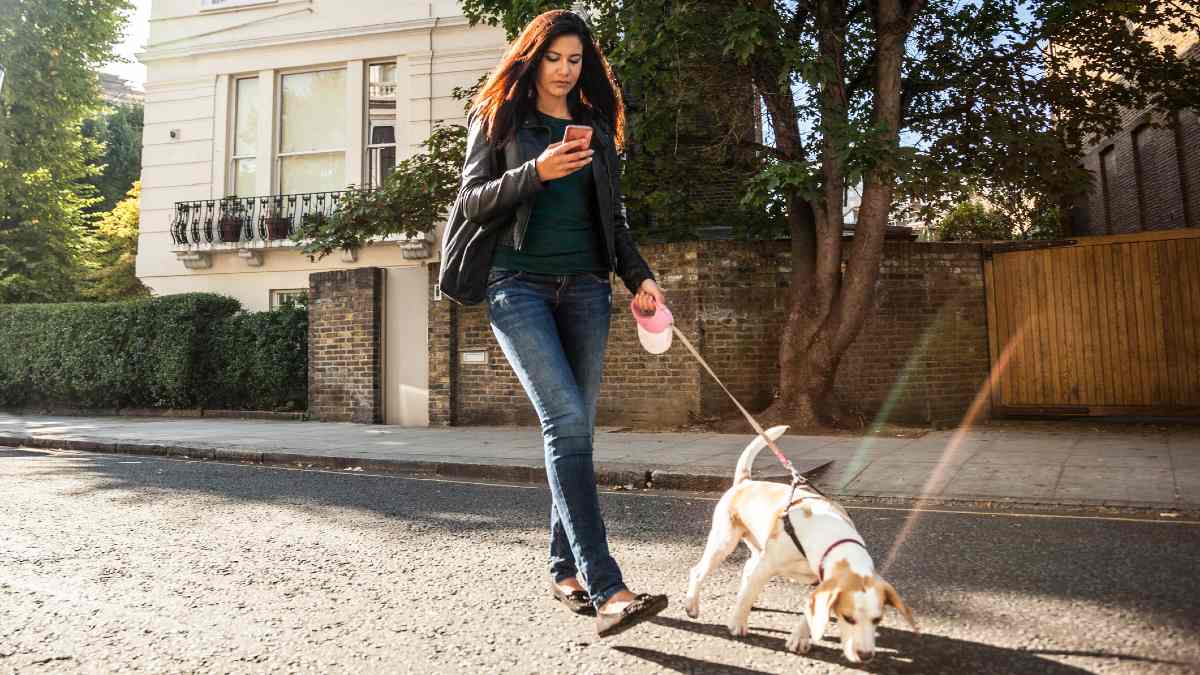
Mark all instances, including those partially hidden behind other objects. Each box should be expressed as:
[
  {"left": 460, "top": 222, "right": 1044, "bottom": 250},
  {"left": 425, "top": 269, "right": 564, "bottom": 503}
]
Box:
[{"left": 684, "top": 425, "right": 917, "bottom": 663}]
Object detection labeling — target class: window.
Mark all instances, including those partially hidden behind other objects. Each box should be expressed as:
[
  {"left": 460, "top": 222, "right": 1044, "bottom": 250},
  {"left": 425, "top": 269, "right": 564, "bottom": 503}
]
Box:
[
  {"left": 231, "top": 77, "right": 258, "bottom": 197},
  {"left": 278, "top": 69, "right": 346, "bottom": 194},
  {"left": 366, "top": 62, "right": 398, "bottom": 188},
  {"left": 1099, "top": 145, "right": 1116, "bottom": 234},
  {"left": 270, "top": 289, "right": 307, "bottom": 310},
  {"left": 201, "top": 0, "right": 277, "bottom": 10}
]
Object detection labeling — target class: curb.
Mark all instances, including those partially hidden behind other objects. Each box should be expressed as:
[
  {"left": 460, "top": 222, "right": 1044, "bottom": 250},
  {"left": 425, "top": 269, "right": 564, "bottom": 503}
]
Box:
[
  {"left": 0, "top": 434, "right": 826, "bottom": 493},
  {"left": 0, "top": 435, "right": 1193, "bottom": 514},
  {"left": 648, "top": 464, "right": 833, "bottom": 493},
  {"left": 2, "top": 407, "right": 305, "bottom": 421}
]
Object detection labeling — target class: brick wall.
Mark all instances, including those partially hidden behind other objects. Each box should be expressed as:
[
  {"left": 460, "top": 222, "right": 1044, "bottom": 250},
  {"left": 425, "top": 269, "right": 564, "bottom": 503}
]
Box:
[
  {"left": 427, "top": 241, "right": 990, "bottom": 429},
  {"left": 308, "top": 267, "right": 383, "bottom": 423},
  {"left": 1073, "top": 35, "right": 1199, "bottom": 235},
  {"left": 834, "top": 243, "right": 990, "bottom": 425},
  {"left": 428, "top": 265, "right": 455, "bottom": 426},
  {"left": 1076, "top": 108, "right": 1199, "bottom": 235}
]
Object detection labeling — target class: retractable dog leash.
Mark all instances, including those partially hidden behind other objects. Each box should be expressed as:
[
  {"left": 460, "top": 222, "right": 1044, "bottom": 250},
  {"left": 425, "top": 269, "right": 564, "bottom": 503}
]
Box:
[
  {"left": 633, "top": 298, "right": 836, "bottom": 570},
  {"left": 668, "top": 327, "right": 823, "bottom": 495}
]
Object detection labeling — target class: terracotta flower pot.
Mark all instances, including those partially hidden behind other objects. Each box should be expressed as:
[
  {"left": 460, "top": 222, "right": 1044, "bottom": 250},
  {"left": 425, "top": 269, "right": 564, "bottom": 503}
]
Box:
[
  {"left": 266, "top": 216, "right": 291, "bottom": 240},
  {"left": 218, "top": 215, "right": 243, "bottom": 243}
]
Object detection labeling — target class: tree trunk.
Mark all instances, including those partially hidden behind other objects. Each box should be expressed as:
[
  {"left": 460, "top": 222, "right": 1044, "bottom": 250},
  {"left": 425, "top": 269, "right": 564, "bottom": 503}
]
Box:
[{"left": 761, "top": 0, "right": 911, "bottom": 429}]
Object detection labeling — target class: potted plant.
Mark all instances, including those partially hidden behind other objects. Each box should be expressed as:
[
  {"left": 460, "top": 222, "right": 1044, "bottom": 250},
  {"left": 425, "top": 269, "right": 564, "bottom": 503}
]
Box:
[
  {"left": 218, "top": 197, "right": 245, "bottom": 243},
  {"left": 264, "top": 203, "right": 291, "bottom": 241}
]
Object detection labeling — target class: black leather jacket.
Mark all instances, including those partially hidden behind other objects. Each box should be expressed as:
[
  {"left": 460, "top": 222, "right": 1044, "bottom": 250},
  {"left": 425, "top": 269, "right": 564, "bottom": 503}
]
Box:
[{"left": 456, "top": 111, "right": 655, "bottom": 295}]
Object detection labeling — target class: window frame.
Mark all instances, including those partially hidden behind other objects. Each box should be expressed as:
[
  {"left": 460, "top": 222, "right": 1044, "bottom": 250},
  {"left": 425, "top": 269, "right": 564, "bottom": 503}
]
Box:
[
  {"left": 270, "top": 288, "right": 308, "bottom": 310},
  {"left": 275, "top": 65, "right": 349, "bottom": 195},
  {"left": 365, "top": 60, "right": 399, "bottom": 189},
  {"left": 229, "top": 76, "right": 259, "bottom": 197},
  {"left": 201, "top": 0, "right": 277, "bottom": 11}
]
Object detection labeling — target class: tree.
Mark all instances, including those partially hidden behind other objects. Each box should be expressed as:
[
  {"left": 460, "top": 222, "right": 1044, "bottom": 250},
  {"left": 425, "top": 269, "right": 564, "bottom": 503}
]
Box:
[
  {"left": 82, "top": 102, "right": 144, "bottom": 214},
  {"left": 0, "top": 0, "right": 132, "bottom": 303},
  {"left": 934, "top": 202, "right": 1012, "bottom": 241},
  {"left": 464, "top": 0, "right": 1200, "bottom": 427},
  {"left": 463, "top": 1, "right": 784, "bottom": 241},
  {"left": 293, "top": 123, "right": 466, "bottom": 261},
  {"left": 82, "top": 181, "right": 149, "bottom": 301}
]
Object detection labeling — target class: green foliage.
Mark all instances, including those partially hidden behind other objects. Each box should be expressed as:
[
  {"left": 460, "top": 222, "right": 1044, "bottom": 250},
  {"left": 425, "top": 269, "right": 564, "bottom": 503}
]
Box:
[
  {"left": 0, "top": 0, "right": 133, "bottom": 303},
  {"left": 459, "top": 0, "right": 578, "bottom": 40},
  {"left": 81, "top": 181, "right": 150, "bottom": 301},
  {"left": 0, "top": 293, "right": 307, "bottom": 411},
  {"left": 0, "top": 293, "right": 238, "bottom": 408},
  {"left": 81, "top": 102, "right": 144, "bottom": 213},
  {"left": 935, "top": 203, "right": 1014, "bottom": 241},
  {"left": 204, "top": 305, "right": 307, "bottom": 411},
  {"left": 935, "top": 198, "right": 1065, "bottom": 242},
  {"left": 463, "top": 1, "right": 1200, "bottom": 239},
  {"left": 461, "top": 1, "right": 779, "bottom": 240},
  {"left": 293, "top": 123, "right": 466, "bottom": 261}
]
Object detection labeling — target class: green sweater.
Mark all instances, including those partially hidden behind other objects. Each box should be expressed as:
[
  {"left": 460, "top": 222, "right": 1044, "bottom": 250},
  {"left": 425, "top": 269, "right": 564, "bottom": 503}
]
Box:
[{"left": 491, "top": 111, "right": 608, "bottom": 274}]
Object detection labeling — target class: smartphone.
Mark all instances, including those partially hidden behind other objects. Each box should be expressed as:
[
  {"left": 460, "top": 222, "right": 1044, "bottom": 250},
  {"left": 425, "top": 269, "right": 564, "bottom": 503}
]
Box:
[{"left": 563, "top": 124, "right": 593, "bottom": 148}]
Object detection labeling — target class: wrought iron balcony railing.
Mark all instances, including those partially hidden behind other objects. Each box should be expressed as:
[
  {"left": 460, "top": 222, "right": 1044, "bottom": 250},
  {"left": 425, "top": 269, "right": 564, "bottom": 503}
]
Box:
[{"left": 171, "top": 190, "right": 350, "bottom": 247}]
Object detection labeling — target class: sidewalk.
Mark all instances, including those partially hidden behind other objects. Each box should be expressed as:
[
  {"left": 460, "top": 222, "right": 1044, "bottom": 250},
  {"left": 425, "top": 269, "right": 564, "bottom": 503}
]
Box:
[{"left": 1, "top": 412, "right": 1197, "bottom": 510}]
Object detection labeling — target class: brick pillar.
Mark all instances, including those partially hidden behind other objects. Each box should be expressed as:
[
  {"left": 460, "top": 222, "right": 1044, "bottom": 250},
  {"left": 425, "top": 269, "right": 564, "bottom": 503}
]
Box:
[
  {"left": 308, "top": 267, "right": 383, "bottom": 423},
  {"left": 427, "top": 265, "right": 456, "bottom": 426}
]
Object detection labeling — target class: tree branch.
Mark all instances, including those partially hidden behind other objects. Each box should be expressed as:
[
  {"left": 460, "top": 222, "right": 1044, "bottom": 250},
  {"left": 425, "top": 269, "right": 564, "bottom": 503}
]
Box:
[
  {"left": 834, "top": 0, "right": 909, "bottom": 355},
  {"left": 733, "top": 139, "right": 791, "bottom": 161},
  {"left": 846, "top": 50, "right": 879, "bottom": 98}
]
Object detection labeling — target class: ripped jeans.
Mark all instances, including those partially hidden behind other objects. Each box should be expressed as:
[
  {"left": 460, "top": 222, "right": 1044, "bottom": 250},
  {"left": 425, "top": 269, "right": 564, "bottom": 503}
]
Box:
[{"left": 486, "top": 268, "right": 626, "bottom": 609}]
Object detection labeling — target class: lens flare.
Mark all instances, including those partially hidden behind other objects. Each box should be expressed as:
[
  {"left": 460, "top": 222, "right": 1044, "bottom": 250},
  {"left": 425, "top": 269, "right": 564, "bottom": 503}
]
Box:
[{"left": 880, "top": 323, "right": 1026, "bottom": 574}]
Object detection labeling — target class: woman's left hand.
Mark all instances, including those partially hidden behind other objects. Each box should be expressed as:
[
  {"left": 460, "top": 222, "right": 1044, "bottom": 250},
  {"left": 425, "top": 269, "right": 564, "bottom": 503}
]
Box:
[{"left": 633, "top": 279, "right": 665, "bottom": 315}]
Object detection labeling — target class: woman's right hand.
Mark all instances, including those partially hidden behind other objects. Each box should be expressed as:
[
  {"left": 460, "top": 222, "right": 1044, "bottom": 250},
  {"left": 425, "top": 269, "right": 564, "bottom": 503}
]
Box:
[{"left": 535, "top": 139, "right": 593, "bottom": 182}]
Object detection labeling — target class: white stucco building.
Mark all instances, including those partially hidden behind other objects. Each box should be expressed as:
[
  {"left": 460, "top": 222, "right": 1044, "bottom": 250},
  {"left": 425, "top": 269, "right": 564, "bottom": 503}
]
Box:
[{"left": 136, "top": 0, "right": 508, "bottom": 425}]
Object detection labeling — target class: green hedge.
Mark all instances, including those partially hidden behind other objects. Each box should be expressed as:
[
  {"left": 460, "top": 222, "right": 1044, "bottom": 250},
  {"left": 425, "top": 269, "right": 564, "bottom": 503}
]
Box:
[
  {"left": 203, "top": 305, "right": 307, "bottom": 411},
  {"left": 0, "top": 293, "right": 307, "bottom": 411}
]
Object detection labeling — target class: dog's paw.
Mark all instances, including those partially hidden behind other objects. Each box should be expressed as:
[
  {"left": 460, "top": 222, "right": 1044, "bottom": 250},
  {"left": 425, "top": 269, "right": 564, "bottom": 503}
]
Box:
[
  {"left": 727, "top": 621, "right": 749, "bottom": 637},
  {"left": 684, "top": 597, "right": 700, "bottom": 619},
  {"left": 786, "top": 635, "right": 811, "bottom": 653}
]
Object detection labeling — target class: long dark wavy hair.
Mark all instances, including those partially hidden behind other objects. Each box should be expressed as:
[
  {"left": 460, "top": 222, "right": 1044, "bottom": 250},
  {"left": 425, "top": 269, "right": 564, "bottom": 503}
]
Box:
[{"left": 470, "top": 10, "right": 625, "bottom": 151}]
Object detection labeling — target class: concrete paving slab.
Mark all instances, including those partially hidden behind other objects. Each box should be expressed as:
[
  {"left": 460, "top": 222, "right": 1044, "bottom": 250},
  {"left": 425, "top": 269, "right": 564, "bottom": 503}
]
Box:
[
  {"left": 1, "top": 412, "right": 1195, "bottom": 508},
  {"left": 1054, "top": 467, "right": 1177, "bottom": 505},
  {"left": 838, "top": 461, "right": 952, "bottom": 495},
  {"left": 1064, "top": 449, "right": 1172, "bottom": 468},
  {"left": 1174, "top": 470, "right": 1200, "bottom": 503},
  {"left": 819, "top": 437, "right": 918, "bottom": 450},
  {"left": 1168, "top": 432, "right": 1200, "bottom": 448},
  {"left": 940, "top": 464, "right": 1059, "bottom": 499},
  {"left": 965, "top": 451, "right": 1073, "bottom": 465},
  {"left": 1171, "top": 451, "right": 1200, "bottom": 469},
  {"left": 889, "top": 449, "right": 977, "bottom": 463},
  {"left": 1071, "top": 441, "right": 1172, "bottom": 454}
]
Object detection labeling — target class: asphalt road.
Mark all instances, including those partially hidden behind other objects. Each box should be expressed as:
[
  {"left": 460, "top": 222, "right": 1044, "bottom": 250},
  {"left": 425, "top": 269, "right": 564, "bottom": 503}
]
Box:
[{"left": 2, "top": 446, "right": 1198, "bottom": 674}]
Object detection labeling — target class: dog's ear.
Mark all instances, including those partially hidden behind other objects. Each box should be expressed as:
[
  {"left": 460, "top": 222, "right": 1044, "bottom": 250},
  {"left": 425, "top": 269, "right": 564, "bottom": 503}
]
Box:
[
  {"left": 881, "top": 580, "right": 918, "bottom": 632},
  {"left": 806, "top": 578, "right": 839, "bottom": 639}
]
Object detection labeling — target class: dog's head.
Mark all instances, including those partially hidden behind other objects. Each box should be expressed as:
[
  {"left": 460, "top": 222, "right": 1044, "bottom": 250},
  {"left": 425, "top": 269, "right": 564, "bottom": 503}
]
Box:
[{"left": 805, "top": 563, "right": 917, "bottom": 663}]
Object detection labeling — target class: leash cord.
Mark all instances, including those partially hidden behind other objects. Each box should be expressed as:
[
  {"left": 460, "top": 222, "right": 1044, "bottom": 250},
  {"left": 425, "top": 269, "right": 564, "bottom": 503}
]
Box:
[{"left": 670, "top": 326, "right": 813, "bottom": 487}]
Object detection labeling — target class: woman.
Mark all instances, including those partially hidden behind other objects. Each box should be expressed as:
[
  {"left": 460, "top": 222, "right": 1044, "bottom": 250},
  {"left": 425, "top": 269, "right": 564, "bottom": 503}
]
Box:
[{"left": 447, "top": 10, "right": 667, "bottom": 637}]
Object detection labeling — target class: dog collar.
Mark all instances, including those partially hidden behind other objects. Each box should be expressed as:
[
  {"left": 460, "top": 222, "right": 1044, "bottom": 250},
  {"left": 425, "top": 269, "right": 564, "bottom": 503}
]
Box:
[{"left": 815, "top": 538, "right": 868, "bottom": 583}]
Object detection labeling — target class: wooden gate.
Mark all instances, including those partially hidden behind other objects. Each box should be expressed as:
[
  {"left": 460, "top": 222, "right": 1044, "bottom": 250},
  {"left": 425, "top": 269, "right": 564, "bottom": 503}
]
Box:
[{"left": 984, "top": 229, "right": 1200, "bottom": 417}]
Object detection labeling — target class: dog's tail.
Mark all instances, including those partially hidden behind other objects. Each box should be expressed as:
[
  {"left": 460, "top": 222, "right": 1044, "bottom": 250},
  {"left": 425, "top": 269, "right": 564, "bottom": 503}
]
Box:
[{"left": 732, "top": 425, "right": 790, "bottom": 485}]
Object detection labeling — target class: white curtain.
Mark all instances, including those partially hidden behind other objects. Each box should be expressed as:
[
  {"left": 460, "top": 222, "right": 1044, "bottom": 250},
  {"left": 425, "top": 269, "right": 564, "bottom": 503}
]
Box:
[
  {"left": 280, "top": 70, "right": 346, "bottom": 192},
  {"left": 233, "top": 78, "right": 258, "bottom": 196}
]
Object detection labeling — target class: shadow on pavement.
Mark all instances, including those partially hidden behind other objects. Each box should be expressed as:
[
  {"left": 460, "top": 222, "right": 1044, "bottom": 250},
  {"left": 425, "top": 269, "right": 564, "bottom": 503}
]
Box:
[
  {"left": 7, "top": 446, "right": 1200, "bottom": 647},
  {"left": 613, "top": 646, "right": 775, "bottom": 674},
  {"left": 637, "top": 618, "right": 1176, "bottom": 674}
]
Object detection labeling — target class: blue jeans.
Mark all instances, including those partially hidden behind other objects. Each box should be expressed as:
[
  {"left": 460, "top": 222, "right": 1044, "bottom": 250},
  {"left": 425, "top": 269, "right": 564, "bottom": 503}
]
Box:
[{"left": 486, "top": 268, "right": 626, "bottom": 609}]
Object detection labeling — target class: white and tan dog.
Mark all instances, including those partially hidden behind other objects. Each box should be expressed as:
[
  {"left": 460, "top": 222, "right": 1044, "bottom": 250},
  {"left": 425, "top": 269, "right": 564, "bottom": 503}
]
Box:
[{"left": 684, "top": 425, "right": 917, "bottom": 663}]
